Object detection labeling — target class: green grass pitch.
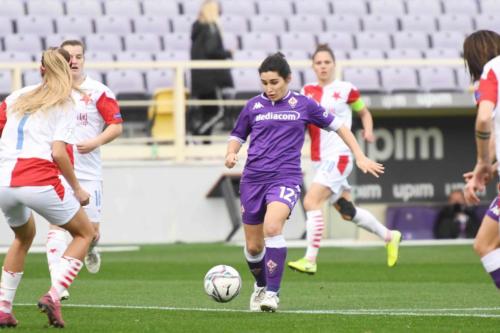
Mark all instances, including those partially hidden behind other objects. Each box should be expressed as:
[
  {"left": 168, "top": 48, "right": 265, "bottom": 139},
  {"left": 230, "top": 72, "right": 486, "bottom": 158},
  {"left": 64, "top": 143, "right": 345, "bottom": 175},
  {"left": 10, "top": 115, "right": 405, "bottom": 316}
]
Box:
[{"left": 3, "top": 243, "right": 500, "bottom": 332}]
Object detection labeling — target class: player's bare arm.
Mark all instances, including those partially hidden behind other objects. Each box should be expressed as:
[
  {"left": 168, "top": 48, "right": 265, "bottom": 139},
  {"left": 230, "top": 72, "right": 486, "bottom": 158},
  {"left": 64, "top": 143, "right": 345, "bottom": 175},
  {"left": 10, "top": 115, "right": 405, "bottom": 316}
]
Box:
[{"left": 76, "top": 123, "right": 123, "bottom": 154}]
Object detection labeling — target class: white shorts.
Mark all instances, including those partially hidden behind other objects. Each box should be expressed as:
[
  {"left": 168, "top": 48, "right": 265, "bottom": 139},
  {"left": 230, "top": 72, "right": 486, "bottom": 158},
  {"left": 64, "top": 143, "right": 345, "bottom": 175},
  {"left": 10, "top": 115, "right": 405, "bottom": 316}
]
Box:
[
  {"left": 0, "top": 185, "right": 80, "bottom": 228},
  {"left": 63, "top": 179, "right": 102, "bottom": 223},
  {"left": 312, "top": 154, "right": 353, "bottom": 203}
]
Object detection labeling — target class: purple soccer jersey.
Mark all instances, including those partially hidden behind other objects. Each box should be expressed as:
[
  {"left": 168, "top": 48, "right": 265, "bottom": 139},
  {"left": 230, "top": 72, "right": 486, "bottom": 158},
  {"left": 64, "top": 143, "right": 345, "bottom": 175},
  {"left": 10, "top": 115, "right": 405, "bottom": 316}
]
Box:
[
  {"left": 486, "top": 196, "right": 500, "bottom": 222},
  {"left": 230, "top": 91, "right": 336, "bottom": 184}
]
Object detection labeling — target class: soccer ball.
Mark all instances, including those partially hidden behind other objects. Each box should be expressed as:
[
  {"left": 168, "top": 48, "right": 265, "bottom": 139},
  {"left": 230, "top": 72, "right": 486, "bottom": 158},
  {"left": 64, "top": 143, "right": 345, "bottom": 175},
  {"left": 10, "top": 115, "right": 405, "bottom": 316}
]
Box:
[{"left": 204, "top": 265, "right": 242, "bottom": 303}]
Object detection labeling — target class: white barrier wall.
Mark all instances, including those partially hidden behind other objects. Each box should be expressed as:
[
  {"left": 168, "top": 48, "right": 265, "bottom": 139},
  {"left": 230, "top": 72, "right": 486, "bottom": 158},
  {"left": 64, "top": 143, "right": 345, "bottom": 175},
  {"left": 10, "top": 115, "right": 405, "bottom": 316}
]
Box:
[{"left": 0, "top": 161, "right": 308, "bottom": 245}]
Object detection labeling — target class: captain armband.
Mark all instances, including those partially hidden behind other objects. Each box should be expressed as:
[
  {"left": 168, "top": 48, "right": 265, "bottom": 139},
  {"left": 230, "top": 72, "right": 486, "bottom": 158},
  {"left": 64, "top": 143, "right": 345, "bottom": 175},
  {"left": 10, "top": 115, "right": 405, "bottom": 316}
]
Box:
[
  {"left": 350, "top": 98, "right": 366, "bottom": 112},
  {"left": 475, "top": 130, "right": 491, "bottom": 140}
]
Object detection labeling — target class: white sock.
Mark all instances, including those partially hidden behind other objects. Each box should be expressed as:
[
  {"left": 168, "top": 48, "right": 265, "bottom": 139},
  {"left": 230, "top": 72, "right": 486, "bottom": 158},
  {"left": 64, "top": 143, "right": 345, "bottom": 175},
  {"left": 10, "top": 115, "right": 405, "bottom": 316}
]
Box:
[
  {"left": 49, "top": 256, "right": 83, "bottom": 301},
  {"left": 46, "top": 229, "right": 69, "bottom": 287},
  {"left": 352, "top": 207, "right": 391, "bottom": 241},
  {"left": 0, "top": 268, "right": 23, "bottom": 313},
  {"left": 304, "top": 210, "right": 324, "bottom": 263}
]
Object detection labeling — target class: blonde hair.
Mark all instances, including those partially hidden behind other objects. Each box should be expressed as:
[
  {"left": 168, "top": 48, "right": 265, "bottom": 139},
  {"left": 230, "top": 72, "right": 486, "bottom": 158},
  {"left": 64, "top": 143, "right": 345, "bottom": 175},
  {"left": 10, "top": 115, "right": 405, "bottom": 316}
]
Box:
[
  {"left": 198, "top": 0, "right": 220, "bottom": 24},
  {"left": 11, "top": 48, "right": 73, "bottom": 115}
]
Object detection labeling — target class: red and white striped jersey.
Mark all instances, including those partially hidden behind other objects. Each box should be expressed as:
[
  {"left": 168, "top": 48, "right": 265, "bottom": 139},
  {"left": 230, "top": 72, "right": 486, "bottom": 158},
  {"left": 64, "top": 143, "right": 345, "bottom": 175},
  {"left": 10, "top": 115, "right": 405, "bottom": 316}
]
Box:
[
  {"left": 475, "top": 55, "right": 500, "bottom": 174},
  {"left": 302, "top": 80, "right": 362, "bottom": 161},
  {"left": 0, "top": 85, "right": 76, "bottom": 191},
  {"left": 70, "top": 75, "right": 122, "bottom": 181}
]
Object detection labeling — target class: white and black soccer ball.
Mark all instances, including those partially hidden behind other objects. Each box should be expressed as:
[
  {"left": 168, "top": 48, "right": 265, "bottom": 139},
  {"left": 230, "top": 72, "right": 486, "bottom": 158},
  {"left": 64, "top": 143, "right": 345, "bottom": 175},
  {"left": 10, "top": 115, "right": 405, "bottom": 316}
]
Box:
[{"left": 204, "top": 265, "right": 242, "bottom": 303}]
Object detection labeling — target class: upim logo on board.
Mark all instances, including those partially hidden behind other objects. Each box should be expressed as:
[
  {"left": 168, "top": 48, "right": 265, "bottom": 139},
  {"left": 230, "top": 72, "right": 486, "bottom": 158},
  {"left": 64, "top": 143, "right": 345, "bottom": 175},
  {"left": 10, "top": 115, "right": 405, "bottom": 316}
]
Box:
[
  {"left": 393, "top": 183, "right": 434, "bottom": 202},
  {"left": 352, "top": 184, "right": 382, "bottom": 200}
]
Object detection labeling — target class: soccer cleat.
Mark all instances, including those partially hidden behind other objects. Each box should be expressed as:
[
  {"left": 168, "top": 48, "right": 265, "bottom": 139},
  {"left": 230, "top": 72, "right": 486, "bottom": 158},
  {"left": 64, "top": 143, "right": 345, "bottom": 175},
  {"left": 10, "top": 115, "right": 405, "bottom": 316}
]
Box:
[
  {"left": 249, "top": 284, "right": 266, "bottom": 312},
  {"left": 60, "top": 289, "right": 70, "bottom": 301},
  {"left": 287, "top": 257, "right": 317, "bottom": 275},
  {"left": 260, "top": 293, "right": 279, "bottom": 312},
  {"left": 0, "top": 311, "right": 17, "bottom": 328},
  {"left": 386, "top": 230, "right": 402, "bottom": 267},
  {"left": 84, "top": 247, "right": 101, "bottom": 274},
  {"left": 38, "top": 294, "right": 65, "bottom": 328}
]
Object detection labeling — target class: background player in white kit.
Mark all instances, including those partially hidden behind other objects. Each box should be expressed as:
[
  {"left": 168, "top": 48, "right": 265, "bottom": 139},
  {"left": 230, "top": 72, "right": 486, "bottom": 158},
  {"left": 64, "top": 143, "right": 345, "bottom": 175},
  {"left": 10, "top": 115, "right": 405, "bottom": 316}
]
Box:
[
  {"left": 288, "top": 45, "right": 401, "bottom": 275},
  {"left": 0, "top": 48, "right": 94, "bottom": 328},
  {"left": 46, "top": 40, "right": 123, "bottom": 289}
]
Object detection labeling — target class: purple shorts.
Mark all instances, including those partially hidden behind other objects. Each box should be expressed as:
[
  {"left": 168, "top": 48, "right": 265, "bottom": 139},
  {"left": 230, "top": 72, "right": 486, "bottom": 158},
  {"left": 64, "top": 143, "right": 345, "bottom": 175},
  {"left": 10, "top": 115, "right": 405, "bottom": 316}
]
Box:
[
  {"left": 239, "top": 182, "right": 301, "bottom": 225},
  {"left": 486, "top": 196, "right": 500, "bottom": 222}
]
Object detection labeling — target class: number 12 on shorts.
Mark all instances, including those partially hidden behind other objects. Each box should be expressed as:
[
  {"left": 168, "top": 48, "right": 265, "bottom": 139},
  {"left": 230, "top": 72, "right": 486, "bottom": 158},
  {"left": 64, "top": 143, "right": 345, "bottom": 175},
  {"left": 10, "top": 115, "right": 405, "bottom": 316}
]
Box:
[{"left": 279, "top": 186, "right": 300, "bottom": 205}]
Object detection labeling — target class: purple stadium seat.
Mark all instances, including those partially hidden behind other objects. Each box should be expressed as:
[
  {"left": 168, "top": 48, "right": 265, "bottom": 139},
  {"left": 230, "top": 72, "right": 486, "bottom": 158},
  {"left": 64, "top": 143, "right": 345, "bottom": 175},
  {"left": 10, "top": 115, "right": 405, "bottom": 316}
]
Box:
[
  {"left": 480, "top": 0, "right": 500, "bottom": 13},
  {"left": 222, "top": 32, "right": 239, "bottom": 51},
  {"left": 4, "top": 34, "right": 43, "bottom": 53},
  {"left": 381, "top": 67, "right": 420, "bottom": 92},
  {"left": 27, "top": 0, "right": 63, "bottom": 16},
  {"left": 424, "top": 48, "right": 461, "bottom": 59},
  {"left": 181, "top": 0, "right": 203, "bottom": 15},
  {"left": 221, "top": 1, "right": 256, "bottom": 16},
  {"left": 55, "top": 16, "right": 93, "bottom": 35},
  {"left": 442, "top": 0, "right": 478, "bottom": 15},
  {"left": 220, "top": 15, "right": 248, "bottom": 34},
  {"left": 295, "top": 0, "right": 332, "bottom": 15},
  {"left": 66, "top": 0, "right": 103, "bottom": 17},
  {"left": 104, "top": 0, "right": 141, "bottom": 16},
  {"left": 16, "top": 16, "right": 55, "bottom": 36},
  {"left": 280, "top": 32, "right": 316, "bottom": 52},
  {"left": 45, "top": 34, "right": 81, "bottom": 48},
  {"left": 163, "top": 32, "right": 190, "bottom": 51},
  {"left": 22, "top": 70, "right": 41, "bottom": 87},
  {"left": 0, "top": 0, "right": 24, "bottom": 17},
  {"left": 343, "top": 67, "right": 381, "bottom": 92},
  {"left": 406, "top": 0, "right": 442, "bottom": 15},
  {"left": 241, "top": 32, "right": 279, "bottom": 51},
  {"left": 256, "top": 0, "right": 294, "bottom": 16},
  {"left": 231, "top": 68, "right": 260, "bottom": 93},
  {"left": 145, "top": 70, "right": 175, "bottom": 93},
  {"left": 355, "top": 32, "right": 392, "bottom": 51},
  {"left": 116, "top": 51, "right": 153, "bottom": 62},
  {"left": 454, "top": 66, "right": 472, "bottom": 91},
  {"left": 331, "top": 0, "right": 368, "bottom": 15},
  {"left": 85, "top": 34, "right": 123, "bottom": 52},
  {"left": 475, "top": 14, "right": 500, "bottom": 33},
  {"left": 170, "top": 15, "right": 196, "bottom": 34},
  {"left": 134, "top": 16, "right": 170, "bottom": 34},
  {"left": 288, "top": 15, "right": 324, "bottom": 33},
  {"left": 249, "top": 15, "right": 287, "bottom": 33},
  {"left": 324, "top": 15, "right": 361, "bottom": 32},
  {"left": 281, "top": 50, "right": 309, "bottom": 60},
  {"left": 95, "top": 16, "right": 132, "bottom": 34},
  {"left": 385, "top": 206, "right": 439, "bottom": 240},
  {"left": 0, "top": 52, "right": 32, "bottom": 62},
  {"left": 106, "top": 70, "right": 146, "bottom": 94},
  {"left": 124, "top": 33, "right": 162, "bottom": 52},
  {"left": 437, "top": 14, "right": 474, "bottom": 34},
  {"left": 431, "top": 31, "right": 465, "bottom": 50},
  {"left": 369, "top": 0, "right": 405, "bottom": 15},
  {"left": 362, "top": 15, "right": 399, "bottom": 32},
  {"left": 85, "top": 51, "right": 115, "bottom": 62},
  {"left": 0, "top": 17, "right": 13, "bottom": 34},
  {"left": 349, "top": 49, "right": 385, "bottom": 60},
  {"left": 419, "top": 67, "right": 458, "bottom": 92},
  {"left": 317, "top": 32, "right": 355, "bottom": 50},
  {"left": 142, "top": 0, "right": 180, "bottom": 16},
  {"left": 155, "top": 50, "right": 190, "bottom": 61},
  {"left": 399, "top": 15, "right": 437, "bottom": 33},
  {"left": 386, "top": 49, "right": 423, "bottom": 59},
  {"left": 393, "top": 31, "right": 429, "bottom": 50},
  {"left": 233, "top": 50, "right": 268, "bottom": 61}
]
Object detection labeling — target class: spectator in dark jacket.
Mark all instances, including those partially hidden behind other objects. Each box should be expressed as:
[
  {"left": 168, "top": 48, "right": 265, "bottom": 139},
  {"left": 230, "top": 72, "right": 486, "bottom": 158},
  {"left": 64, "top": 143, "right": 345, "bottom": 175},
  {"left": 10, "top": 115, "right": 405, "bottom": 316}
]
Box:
[
  {"left": 190, "top": 0, "right": 233, "bottom": 141},
  {"left": 434, "top": 190, "right": 481, "bottom": 239}
]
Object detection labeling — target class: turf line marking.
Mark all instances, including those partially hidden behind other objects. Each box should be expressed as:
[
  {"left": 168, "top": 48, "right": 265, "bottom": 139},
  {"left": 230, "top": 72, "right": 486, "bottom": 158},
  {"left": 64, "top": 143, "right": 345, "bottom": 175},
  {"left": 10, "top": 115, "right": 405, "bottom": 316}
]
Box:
[{"left": 15, "top": 303, "right": 500, "bottom": 318}]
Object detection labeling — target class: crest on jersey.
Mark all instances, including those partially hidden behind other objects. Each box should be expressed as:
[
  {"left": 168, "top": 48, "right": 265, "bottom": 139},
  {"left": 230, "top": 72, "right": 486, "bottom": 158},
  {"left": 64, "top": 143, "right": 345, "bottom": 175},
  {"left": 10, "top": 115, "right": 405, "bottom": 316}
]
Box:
[
  {"left": 80, "top": 93, "right": 92, "bottom": 105},
  {"left": 288, "top": 96, "right": 297, "bottom": 108},
  {"left": 267, "top": 260, "right": 277, "bottom": 274}
]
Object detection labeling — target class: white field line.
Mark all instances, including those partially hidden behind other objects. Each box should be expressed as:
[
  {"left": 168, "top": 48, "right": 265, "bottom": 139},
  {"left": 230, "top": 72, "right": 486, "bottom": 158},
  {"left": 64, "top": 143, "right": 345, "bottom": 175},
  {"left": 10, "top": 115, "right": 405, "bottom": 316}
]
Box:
[
  {"left": 15, "top": 303, "right": 500, "bottom": 318},
  {"left": 0, "top": 245, "right": 140, "bottom": 254}
]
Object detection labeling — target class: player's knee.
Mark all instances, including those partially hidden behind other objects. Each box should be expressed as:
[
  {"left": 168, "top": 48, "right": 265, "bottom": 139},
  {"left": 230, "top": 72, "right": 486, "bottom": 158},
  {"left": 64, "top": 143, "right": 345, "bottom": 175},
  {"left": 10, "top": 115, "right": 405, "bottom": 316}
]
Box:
[
  {"left": 334, "top": 198, "right": 357, "bottom": 221},
  {"left": 304, "top": 195, "right": 321, "bottom": 211},
  {"left": 473, "top": 238, "right": 495, "bottom": 257},
  {"left": 263, "top": 224, "right": 282, "bottom": 237},
  {"left": 246, "top": 243, "right": 264, "bottom": 256}
]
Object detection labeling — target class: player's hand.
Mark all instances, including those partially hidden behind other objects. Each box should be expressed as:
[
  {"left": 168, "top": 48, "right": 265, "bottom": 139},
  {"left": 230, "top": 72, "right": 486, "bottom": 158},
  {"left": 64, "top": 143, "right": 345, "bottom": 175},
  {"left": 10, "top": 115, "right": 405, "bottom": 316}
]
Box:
[
  {"left": 225, "top": 152, "right": 238, "bottom": 169},
  {"left": 362, "top": 130, "right": 375, "bottom": 143},
  {"left": 356, "top": 156, "right": 384, "bottom": 178},
  {"left": 74, "top": 188, "right": 90, "bottom": 206},
  {"left": 464, "top": 161, "right": 490, "bottom": 205},
  {"left": 76, "top": 138, "right": 100, "bottom": 154},
  {"left": 462, "top": 171, "right": 474, "bottom": 183}
]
